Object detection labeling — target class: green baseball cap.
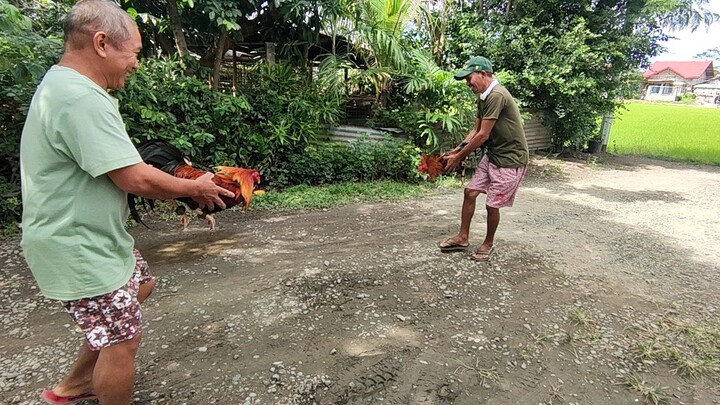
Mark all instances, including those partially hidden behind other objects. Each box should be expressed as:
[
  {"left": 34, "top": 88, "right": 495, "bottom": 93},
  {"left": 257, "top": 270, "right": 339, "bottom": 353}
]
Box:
[{"left": 453, "top": 56, "right": 493, "bottom": 80}]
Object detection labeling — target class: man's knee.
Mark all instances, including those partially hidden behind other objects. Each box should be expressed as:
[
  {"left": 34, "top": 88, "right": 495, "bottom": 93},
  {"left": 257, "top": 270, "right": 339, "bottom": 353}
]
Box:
[
  {"left": 102, "top": 333, "right": 142, "bottom": 360},
  {"left": 464, "top": 188, "right": 482, "bottom": 199}
]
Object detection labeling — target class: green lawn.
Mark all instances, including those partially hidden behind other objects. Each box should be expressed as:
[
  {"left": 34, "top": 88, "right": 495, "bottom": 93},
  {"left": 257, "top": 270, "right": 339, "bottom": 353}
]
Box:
[{"left": 609, "top": 102, "right": 720, "bottom": 165}]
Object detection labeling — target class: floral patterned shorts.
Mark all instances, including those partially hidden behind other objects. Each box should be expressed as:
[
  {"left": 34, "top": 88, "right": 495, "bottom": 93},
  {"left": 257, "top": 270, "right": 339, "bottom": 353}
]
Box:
[
  {"left": 466, "top": 155, "right": 527, "bottom": 208},
  {"left": 63, "top": 249, "right": 155, "bottom": 351}
]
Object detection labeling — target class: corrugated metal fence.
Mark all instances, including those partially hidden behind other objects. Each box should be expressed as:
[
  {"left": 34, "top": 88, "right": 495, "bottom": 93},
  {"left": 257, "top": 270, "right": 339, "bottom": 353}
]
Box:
[
  {"left": 326, "top": 111, "right": 553, "bottom": 152},
  {"left": 522, "top": 112, "right": 552, "bottom": 151}
]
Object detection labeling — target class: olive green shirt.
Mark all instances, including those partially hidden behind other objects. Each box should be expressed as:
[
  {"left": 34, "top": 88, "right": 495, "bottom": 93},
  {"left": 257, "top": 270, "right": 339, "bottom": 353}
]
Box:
[
  {"left": 20, "top": 66, "right": 142, "bottom": 301},
  {"left": 476, "top": 85, "right": 529, "bottom": 168}
]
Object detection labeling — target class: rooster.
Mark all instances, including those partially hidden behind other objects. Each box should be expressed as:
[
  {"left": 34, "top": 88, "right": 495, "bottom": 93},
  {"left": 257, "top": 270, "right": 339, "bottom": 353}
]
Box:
[
  {"left": 128, "top": 139, "right": 261, "bottom": 231},
  {"left": 417, "top": 153, "right": 471, "bottom": 184},
  {"left": 417, "top": 154, "right": 446, "bottom": 182}
]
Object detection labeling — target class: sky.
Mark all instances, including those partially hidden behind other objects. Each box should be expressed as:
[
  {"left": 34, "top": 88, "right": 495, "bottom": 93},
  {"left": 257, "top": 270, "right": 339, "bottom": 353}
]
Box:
[{"left": 650, "top": 0, "right": 720, "bottom": 62}]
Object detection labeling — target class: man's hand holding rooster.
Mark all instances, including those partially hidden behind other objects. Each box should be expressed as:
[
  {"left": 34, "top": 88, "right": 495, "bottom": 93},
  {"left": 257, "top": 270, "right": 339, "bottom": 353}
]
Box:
[
  {"left": 192, "top": 172, "right": 235, "bottom": 211},
  {"left": 441, "top": 151, "right": 464, "bottom": 172}
]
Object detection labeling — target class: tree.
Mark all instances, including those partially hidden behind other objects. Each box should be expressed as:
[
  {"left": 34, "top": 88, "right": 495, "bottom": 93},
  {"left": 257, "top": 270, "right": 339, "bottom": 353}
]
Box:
[
  {"left": 164, "top": 0, "right": 189, "bottom": 57},
  {"left": 695, "top": 47, "right": 720, "bottom": 74},
  {"left": 434, "top": 0, "right": 718, "bottom": 148}
]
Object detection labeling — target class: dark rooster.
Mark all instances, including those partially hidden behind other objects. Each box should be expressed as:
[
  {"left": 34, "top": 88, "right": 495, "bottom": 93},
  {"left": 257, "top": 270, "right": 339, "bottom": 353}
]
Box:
[{"left": 128, "top": 140, "right": 261, "bottom": 231}]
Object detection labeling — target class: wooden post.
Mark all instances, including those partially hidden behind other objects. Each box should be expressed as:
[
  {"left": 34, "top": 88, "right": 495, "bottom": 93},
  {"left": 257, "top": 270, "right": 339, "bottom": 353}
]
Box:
[{"left": 265, "top": 42, "right": 276, "bottom": 66}]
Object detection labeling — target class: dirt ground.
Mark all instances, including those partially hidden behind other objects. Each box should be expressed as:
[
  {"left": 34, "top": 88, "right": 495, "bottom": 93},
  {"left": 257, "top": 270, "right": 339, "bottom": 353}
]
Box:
[{"left": 1, "top": 154, "right": 719, "bottom": 405}]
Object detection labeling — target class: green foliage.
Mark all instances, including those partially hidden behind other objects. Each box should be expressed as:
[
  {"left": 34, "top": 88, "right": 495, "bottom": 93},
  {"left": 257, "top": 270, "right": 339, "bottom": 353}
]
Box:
[
  {"left": 0, "top": 177, "right": 21, "bottom": 234},
  {"left": 0, "top": 0, "right": 62, "bottom": 186},
  {"left": 117, "top": 58, "right": 343, "bottom": 178},
  {"left": 201, "top": 0, "right": 242, "bottom": 31},
  {"left": 0, "top": 0, "right": 61, "bottom": 225},
  {"left": 271, "top": 138, "right": 420, "bottom": 188},
  {"left": 679, "top": 92, "right": 696, "bottom": 103},
  {"left": 492, "top": 17, "right": 629, "bottom": 148},
  {"left": 6, "top": 0, "right": 71, "bottom": 37},
  {"left": 438, "top": 0, "right": 693, "bottom": 150},
  {"left": 116, "top": 57, "right": 255, "bottom": 166},
  {"left": 371, "top": 50, "right": 476, "bottom": 151},
  {"left": 0, "top": 0, "right": 32, "bottom": 32}
]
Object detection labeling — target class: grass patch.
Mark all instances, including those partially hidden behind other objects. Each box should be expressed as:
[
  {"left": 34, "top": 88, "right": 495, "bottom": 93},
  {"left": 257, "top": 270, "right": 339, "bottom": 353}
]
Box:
[
  {"left": 453, "top": 358, "right": 499, "bottom": 386},
  {"left": 621, "top": 375, "right": 671, "bottom": 405},
  {"left": 568, "top": 307, "right": 592, "bottom": 327},
  {"left": 629, "top": 317, "right": 720, "bottom": 379},
  {"left": 250, "top": 177, "right": 461, "bottom": 211},
  {"left": 609, "top": 102, "right": 720, "bottom": 165}
]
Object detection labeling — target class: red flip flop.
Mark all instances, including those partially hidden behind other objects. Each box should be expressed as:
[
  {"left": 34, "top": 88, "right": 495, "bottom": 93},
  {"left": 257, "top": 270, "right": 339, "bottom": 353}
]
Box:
[{"left": 42, "top": 389, "right": 97, "bottom": 404}]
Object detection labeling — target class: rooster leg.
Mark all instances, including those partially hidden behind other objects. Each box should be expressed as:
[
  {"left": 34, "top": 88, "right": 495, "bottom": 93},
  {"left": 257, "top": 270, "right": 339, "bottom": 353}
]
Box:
[
  {"left": 206, "top": 214, "right": 216, "bottom": 231},
  {"left": 181, "top": 213, "right": 190, "bottom": 231}
]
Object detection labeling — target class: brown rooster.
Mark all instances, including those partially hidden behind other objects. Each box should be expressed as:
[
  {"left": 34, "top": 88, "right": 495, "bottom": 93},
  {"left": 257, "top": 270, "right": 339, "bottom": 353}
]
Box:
[
  {"left": 417, "top": 154, "right": 445, "bottom": 182},
  {"left": 417, "top": 153, "right": 471, "bottom": 184},
  {"left": 128, "top": 140, "right": 262, "bottom": 231}
]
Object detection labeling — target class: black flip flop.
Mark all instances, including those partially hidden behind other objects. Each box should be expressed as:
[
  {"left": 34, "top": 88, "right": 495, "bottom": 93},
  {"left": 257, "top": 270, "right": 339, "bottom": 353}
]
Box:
[{"left": 438, "top": 240, "right": 469, "bottom": 252}]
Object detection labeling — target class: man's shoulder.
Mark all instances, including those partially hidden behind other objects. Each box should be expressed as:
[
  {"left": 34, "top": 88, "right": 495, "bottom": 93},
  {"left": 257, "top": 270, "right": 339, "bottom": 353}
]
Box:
[
  {"left": 40, "top": 67, "right": 113, "bottom": 107},
  {"left": 493, "top": 84, "right": 514, "bottom": 98}
]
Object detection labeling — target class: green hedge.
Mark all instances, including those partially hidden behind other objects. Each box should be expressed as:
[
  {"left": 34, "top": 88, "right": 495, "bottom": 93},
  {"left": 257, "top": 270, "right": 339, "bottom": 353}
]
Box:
[{"left": 272, "top": 138, "right": 421, "bottom": 188}]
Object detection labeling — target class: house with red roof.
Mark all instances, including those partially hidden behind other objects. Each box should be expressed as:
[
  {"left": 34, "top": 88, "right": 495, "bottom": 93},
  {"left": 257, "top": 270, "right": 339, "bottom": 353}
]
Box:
[{"left": 642, "top": 60, "right": 715, "bottom": 101}]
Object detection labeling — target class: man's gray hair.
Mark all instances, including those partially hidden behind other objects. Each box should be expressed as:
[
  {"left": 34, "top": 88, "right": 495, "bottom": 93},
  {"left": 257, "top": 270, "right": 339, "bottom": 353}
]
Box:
[{"left": 63, "top": 0, "right": 135, "bottom": 48}]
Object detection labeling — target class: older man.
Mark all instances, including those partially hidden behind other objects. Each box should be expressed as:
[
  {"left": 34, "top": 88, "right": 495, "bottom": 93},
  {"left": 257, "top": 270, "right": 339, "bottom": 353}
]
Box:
[
  {"left": 20, "top": 1, "right": 233, "bottom": 404},
  {"left": 438, "top": 56, "right": 529, "bottom": 261}
]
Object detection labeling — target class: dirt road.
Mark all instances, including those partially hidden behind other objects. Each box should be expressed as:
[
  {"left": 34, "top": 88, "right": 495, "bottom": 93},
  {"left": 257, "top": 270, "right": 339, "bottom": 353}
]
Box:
[{"left": 1, "top": 155, "right": 719, "bottom": 404}]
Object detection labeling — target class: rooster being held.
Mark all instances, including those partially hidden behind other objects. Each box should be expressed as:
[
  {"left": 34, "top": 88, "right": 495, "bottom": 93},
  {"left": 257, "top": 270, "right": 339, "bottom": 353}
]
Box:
[{"left": 129, "top": 140, "right": 261, "bottom": 231}]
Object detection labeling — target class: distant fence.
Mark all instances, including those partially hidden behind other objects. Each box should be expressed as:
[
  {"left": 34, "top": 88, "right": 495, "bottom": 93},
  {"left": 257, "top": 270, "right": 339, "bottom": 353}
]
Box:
[
  {"left": 522, "top": 112, "right": 552, "bottom": 151},
  {"left": 323, "top": 111, "right": 552, "bottom": 151},
  {"left": 324, "top": 126, "right": 407, "bottom": 143}
]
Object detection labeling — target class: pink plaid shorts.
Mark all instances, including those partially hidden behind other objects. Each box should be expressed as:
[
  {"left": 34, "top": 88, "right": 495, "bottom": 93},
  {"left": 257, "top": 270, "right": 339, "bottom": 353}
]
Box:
[
  {"left": 466, "top": 154, "right": 527, "bottom": 208},
  {"left": 63, "top": 249, "right": 154, "bottom": 351}
]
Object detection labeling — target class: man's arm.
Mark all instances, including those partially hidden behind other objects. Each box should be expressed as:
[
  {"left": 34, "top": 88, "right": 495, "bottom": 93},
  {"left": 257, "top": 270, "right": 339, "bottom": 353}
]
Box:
[
  {"left": 444, "top": 118, "right": 496, "bottom": 171},
  {"left": 107, "top": 163, "right": 234, "bottom": 211}
]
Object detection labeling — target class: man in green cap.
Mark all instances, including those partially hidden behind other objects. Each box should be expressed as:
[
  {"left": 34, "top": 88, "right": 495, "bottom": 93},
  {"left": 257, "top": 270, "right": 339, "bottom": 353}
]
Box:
[{"left": 438, "top": 56, "right": 529, "bottom": 261}]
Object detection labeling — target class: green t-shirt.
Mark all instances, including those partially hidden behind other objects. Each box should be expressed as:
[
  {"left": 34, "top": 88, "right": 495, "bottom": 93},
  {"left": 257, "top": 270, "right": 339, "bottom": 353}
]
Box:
[
  {"left": 476, "top": 85, "right": 529, "bottom": 168},
  {"left": 20, "top": 66, "right": 142, "bottom": 301}
]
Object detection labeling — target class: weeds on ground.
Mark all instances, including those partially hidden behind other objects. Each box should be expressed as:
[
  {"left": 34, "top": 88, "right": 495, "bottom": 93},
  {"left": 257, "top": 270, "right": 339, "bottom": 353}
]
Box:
[
  {"left": 568, "top": 307, "right": 592, "bottom": 327},
  {"left": 587, "top": 155, "right": 600, "bottom": 170},
  {"left": 453, "top": 358, "right": 499, "bottom": 386},
  {"left": 629, "top": 316, "right": 720, "bottom": 379},
  {"left": 621, "top": 375, "right": 671, "bottom": 405}
]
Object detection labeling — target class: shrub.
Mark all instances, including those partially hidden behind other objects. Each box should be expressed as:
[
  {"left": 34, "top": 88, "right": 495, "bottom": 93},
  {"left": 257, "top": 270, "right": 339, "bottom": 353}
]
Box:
[
  {"left": 680, "top": 93, "right": 696, "bottom": 104},
  {"left": 370, "top": 50, "right": 476, "bottom": 152},
  {"left": 0, "top": 177, "right": 21, "bottom": 234},
  {"left": 117, "top": 59, "right": 344, "bottom": 178},
  {"left": 0, "top": 1, "right": 62, "bottom": 226},
  {"left": 271, "top": 138, "right": 421, "bottom": 188}
]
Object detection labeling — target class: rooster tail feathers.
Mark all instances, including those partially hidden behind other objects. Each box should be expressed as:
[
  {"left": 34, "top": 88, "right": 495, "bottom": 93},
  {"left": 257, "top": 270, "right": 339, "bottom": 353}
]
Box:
[
  {"left": 127, "top": 194, "right": 152, "bottom": 229},
  {"left": 215, "top": 166, "right": 261, "bottom": 210},
  {"left": 136, "top": 140, "right": 188, "bottom": 174}
]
